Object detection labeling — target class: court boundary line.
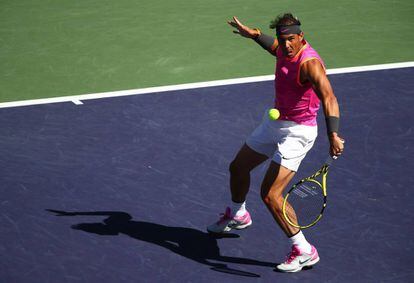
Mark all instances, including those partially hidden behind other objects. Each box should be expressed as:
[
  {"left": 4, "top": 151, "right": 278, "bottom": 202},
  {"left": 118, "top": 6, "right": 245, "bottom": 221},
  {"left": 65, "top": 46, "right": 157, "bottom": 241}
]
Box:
[{"left": 1, "top": 61, "right": 413, "bottom": 109}]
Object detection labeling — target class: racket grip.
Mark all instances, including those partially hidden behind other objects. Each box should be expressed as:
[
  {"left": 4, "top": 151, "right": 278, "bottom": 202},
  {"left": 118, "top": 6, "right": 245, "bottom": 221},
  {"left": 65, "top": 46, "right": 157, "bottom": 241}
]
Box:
[{"left": 325, "top": 155, "right": 336, "bottom": 165}]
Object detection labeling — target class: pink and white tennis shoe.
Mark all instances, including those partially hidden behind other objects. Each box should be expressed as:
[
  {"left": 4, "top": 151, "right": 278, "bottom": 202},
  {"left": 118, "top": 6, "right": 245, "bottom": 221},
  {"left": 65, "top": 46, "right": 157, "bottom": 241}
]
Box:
[
  {"left": 276, "top": 244, "right": 320, "bottom": 272},
  {"left": 207, "top": 207, "right": 252, "bottom": 233}
]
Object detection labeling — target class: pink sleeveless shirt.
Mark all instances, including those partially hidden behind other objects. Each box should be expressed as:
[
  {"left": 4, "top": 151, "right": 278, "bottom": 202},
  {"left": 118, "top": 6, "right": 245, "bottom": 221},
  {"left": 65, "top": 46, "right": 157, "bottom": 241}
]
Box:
[{"left": 275, "top": 41, "right": 325, "bottom": 126}]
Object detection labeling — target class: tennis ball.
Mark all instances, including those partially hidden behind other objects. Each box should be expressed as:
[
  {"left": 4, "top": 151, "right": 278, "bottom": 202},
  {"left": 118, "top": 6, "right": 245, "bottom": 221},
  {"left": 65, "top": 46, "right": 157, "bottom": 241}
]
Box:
[{"left": 268, "top": 108, "right": 280, "bottom": 120}]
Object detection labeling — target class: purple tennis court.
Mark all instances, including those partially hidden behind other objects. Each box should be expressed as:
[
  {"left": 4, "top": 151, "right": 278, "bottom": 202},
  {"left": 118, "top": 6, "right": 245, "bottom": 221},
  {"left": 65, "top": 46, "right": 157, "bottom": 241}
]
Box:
[{"left": 1, "top": 67, "right": 413, "bottom": 282}]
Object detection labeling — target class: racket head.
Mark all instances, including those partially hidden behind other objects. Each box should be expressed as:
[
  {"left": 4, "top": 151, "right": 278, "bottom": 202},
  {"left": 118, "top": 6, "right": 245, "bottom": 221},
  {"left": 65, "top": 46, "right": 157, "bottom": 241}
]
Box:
[{"left": 282, "top": 178, "right": 327, "bottom": 229}]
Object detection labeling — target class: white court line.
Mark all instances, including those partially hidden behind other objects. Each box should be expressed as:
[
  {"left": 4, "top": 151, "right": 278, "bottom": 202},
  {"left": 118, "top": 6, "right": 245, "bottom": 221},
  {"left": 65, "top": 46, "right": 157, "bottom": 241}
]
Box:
[
  {"left": 0, "top": 61, "right": 413, "bottom": 109},
  {"left": 71, "top": 99, "right": 84, "bottom": 105}
]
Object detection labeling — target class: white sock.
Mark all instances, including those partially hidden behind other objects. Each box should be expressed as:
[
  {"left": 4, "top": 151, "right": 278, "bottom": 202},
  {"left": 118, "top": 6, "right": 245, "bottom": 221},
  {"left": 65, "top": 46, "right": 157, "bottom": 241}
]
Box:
[
  {"left": 231, "top": 201, "right": 246, "bottom": 217},
  {"left": 289, "top": 231, "right": 312, "bottom": 254}
]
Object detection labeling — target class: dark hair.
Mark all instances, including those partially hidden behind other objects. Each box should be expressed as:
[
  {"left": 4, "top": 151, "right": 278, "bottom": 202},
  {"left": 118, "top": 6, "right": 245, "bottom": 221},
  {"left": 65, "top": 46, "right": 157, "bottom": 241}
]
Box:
[{"left": 269, "top": 13, "right": 301, "bottom": 29}]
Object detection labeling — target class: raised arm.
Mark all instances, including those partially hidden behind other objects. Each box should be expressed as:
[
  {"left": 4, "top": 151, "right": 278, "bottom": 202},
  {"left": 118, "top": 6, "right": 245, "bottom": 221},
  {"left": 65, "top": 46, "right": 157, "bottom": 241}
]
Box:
[
  {"left": 301, "top": 59, "right": 345, "bottom": 157},
  {"left": 227, "top": 16, "right": 278, "bottom": 56}
]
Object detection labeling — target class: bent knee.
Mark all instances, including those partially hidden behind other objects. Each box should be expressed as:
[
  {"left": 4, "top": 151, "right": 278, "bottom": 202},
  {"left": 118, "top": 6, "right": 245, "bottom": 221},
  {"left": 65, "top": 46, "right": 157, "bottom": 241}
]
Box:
[
  {"left": 261, "top": 190, "right": 284, "bottom": 207},
  {"left": 229, "top": 159, "right": 250, "bottom": 175}
]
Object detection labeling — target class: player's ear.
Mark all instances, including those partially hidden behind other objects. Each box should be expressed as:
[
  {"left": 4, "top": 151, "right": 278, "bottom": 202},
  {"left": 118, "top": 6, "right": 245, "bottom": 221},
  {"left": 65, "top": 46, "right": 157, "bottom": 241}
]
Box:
[{"left": 298, "top": 32, "right": 304, "bottom": 41}]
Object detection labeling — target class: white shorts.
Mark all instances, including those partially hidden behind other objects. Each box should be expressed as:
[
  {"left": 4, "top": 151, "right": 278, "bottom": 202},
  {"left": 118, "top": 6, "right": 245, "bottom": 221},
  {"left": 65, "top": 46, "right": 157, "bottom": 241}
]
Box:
[{"left": 246, "top": 109, "right": 318, "bottom": 172}]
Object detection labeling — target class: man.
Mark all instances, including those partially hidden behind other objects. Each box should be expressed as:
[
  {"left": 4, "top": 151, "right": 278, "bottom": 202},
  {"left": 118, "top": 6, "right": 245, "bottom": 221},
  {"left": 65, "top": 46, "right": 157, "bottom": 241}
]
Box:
[{"left": 207, "top": 13, "right": 345, "bottom": 272}]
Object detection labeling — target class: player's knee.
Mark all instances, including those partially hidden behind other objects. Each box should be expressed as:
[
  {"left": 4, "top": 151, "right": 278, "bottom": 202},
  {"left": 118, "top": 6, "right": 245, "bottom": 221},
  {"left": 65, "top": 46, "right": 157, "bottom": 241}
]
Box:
[
  {"left": 261, "top": 190, "right": 273, "bottom": 205},
  {"left": 261, "top": 190, "right": 283, "bottom": 209},
  {"left": 261, "top": 192, "right": 272, "bottom": 206},
  {"left": 229, "top": 160, "right": 248, "bottom": 176}
]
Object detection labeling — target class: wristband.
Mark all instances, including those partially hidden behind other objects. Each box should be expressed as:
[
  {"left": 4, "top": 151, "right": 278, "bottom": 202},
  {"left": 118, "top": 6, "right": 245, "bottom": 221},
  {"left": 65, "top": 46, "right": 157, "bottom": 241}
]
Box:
[
  {"left": 325, "top": 116, "right": 339, "bottom": 135},
  {"left": 254, "top": 31, "right": 276, "bottom": 51}
]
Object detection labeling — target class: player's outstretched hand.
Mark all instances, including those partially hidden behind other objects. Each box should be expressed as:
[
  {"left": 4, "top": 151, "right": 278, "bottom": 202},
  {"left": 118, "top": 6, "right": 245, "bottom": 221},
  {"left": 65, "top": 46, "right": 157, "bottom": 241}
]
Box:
[{"left": 227, "top": 16, "right": 259, "bottom": 39}]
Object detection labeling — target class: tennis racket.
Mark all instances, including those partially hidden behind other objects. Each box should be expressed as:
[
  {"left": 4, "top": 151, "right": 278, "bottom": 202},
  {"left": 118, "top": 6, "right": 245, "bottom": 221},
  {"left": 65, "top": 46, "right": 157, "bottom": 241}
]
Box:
[{"left": 282, "top": 156, "right": 336, "bottom": 229}]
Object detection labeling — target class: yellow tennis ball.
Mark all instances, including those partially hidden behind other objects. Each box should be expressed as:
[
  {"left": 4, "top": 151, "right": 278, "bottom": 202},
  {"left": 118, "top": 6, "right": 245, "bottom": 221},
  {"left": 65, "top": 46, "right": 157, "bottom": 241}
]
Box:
[{"left": 268, "top": 108, "right": 280, "bottom": 120}]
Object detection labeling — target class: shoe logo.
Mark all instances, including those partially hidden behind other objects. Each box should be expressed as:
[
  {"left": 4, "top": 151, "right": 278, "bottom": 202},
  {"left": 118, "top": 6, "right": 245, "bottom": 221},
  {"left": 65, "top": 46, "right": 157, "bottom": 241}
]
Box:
[{"left": 299, "top": 258, "right": 311, "bottom": 265}]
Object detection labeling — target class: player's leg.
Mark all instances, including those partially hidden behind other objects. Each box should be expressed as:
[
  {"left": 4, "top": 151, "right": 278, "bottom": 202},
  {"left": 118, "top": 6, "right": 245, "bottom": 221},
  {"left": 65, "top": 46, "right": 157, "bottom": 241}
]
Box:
[
  {"left": 260, "top": 161, "right": 298, "bottom": 236},
  {"left": 261, "top": 161, "right": 319, "bottom": 272},
  {"left": 207, "top": 144, "right": 268, "bottom": 233},
  {"left": 207, "top": 109, "right": 275, "bottom": 234},
  {"left": 263, "top": 120, "right": 319, "bottom": 272},
  {"left": 229, "top": 143, "right": 269, "bottom": 203}
]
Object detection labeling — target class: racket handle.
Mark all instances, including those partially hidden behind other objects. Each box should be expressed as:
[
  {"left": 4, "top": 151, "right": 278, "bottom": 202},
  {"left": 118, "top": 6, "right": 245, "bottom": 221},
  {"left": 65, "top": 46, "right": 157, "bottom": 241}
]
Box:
[{"left": 325, "top": 155, "right": 337, "bottom": 166}]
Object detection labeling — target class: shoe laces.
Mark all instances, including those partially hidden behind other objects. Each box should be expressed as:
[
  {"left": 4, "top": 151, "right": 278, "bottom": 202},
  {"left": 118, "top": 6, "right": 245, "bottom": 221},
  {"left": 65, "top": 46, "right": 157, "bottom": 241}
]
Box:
[{"left": 285, "top": 245, "right": 301, "bottom": 264}]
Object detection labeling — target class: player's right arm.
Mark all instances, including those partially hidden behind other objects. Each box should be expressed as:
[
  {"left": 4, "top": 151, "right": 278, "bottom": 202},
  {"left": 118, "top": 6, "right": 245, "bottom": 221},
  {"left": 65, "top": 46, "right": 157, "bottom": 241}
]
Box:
[
  {"left": 228, "top": 16, "right": 278, "bottom": 56},
  {"left": 301, "top": 59, "right": 345, "bottom": 157}
]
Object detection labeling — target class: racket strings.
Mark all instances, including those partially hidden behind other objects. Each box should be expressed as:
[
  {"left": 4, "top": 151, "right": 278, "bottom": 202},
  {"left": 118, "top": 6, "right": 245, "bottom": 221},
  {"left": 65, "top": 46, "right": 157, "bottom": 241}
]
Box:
[{"left": 285, "top": 181, "right": 325, "bottom": 227}]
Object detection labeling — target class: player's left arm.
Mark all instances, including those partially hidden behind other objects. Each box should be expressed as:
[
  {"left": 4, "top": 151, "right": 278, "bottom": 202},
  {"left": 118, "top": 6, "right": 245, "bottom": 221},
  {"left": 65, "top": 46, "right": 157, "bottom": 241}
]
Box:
[{"left": 301, "top": 59, "right": 345, "bottom": 157}]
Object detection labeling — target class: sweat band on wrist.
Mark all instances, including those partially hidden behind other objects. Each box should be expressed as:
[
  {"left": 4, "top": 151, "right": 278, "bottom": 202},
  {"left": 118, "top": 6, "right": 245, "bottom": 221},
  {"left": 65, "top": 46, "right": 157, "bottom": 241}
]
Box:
[
  {"left": 326, "top": 116, "right": 339, "bottom": 134},
  {"left": 254, "top": 32, "right": 276, "bottom": 51},
  {"left": 276, "top": 25, "right": 302, "bottom": 37}
]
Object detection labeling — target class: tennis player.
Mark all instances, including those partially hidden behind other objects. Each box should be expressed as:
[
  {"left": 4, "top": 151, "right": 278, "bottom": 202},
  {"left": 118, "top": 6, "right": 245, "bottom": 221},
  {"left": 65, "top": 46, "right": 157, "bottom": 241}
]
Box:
[{"left": 207, "top": 13, "right": 345, "bottom": 272}]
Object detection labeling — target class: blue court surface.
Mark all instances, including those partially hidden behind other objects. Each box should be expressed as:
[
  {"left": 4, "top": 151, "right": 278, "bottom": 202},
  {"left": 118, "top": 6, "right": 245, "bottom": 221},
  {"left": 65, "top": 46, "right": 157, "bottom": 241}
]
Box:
[{"left": 1, "top": 68, "right": 413, "bottom": 282}]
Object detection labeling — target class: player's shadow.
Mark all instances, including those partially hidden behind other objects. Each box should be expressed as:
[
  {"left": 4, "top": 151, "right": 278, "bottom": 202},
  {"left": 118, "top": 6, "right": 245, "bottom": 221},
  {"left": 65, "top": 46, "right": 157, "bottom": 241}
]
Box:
[{"left": 46, "top": 209, "right": 275, "bottom": 277}]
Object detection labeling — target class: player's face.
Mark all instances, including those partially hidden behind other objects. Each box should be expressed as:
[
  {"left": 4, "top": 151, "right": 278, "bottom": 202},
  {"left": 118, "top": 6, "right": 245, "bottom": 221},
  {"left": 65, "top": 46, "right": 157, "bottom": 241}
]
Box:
[{"left": 278, "top": 33, "right": 304, "bottom": 58}]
